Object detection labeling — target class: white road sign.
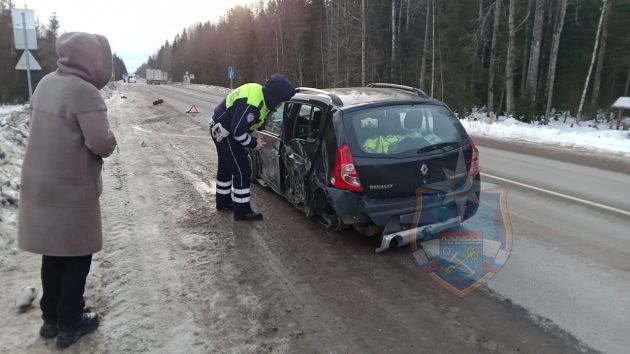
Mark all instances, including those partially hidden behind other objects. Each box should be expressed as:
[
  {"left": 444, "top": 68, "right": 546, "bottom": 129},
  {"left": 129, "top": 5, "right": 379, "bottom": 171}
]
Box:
[
  {"left": 11, "top": 8, "right": 37, "bottom": 50},
  {"left": 15, "top": 50, "right": 41, "bottom": 70}
]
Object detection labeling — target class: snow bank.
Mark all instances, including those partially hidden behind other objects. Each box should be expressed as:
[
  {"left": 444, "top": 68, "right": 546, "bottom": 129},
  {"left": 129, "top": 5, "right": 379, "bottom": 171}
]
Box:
[
  {"left": 0, "top": 106, "right": 28, "bottom": 271},
  {"left": 461, "top": 111, "right": 630, "bottom": 155},
  {"left": 0, "top": 105, "right": 25, "bottom": 116},
  {"left": 183, "top": 83, "right": 231, "bottom": 94}
]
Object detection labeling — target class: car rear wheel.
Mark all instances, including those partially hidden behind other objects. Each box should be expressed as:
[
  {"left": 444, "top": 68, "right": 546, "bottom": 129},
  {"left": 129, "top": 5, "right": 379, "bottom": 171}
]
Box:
[{"left": 309, "top": 190, "right": 348, "bottom": 231}]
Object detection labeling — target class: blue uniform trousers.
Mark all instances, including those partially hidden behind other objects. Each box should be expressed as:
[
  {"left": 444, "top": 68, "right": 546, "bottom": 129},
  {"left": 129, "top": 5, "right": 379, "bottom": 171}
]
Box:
[{"left": 212, "top": 135, "right": 252, "bottom": 216}]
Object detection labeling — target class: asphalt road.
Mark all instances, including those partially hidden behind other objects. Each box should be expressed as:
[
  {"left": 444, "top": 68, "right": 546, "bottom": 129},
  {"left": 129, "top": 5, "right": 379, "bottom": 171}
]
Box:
[{"left": 139, "top": 83, "right": 630, "bottom": 353}]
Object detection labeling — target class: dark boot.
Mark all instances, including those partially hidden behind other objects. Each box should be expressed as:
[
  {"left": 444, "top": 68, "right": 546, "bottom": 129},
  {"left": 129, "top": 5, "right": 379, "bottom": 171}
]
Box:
[
  {"left": 234, "top": 211, "right": 263, "bottom": 221},
  {"left": 216, "top": 203, "right": 234, "bottom": 211},
  {"left": 39, "top": 320, "right": 57, "bottom": 338},
  {"left": 56, "top": 312, "right": 100, "bottom": 348}
]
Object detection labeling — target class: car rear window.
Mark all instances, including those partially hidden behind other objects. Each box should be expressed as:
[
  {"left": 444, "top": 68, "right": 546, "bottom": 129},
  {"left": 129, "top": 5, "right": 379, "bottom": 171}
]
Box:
[{"left": 347, "top": 104, "right": 466, "bottom": 156}]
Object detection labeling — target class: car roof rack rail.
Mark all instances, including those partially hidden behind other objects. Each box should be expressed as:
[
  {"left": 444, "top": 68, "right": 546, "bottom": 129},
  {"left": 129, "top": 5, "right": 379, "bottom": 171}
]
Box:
[
  {"left": 295, "top": 87, "right": 344, "bottom": 106},
  {"left": 366, "top": 83, "right": 429, "bottom": 98}
]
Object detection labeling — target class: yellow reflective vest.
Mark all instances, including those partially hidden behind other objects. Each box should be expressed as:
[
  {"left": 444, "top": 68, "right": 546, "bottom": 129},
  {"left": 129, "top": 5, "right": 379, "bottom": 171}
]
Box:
[
  {"left": 362, "top": 135, "right": 404, "bottom": 153},
  {"left": 225, "top": 83, "right": 270, "bottom": 131}
]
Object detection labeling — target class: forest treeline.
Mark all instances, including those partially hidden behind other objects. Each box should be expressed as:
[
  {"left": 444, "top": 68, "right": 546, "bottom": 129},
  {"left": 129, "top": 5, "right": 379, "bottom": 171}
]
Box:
[
  {"left": 0, "top": 0, "right": 127, "bottom": 103},
  {"left": 138, "top": 0, "right": 630, "bottom": 121}
]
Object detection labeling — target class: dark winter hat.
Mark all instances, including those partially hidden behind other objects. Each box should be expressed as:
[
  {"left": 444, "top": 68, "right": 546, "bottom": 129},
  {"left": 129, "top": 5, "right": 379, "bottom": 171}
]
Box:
[{"left": 263, "top": 74, "right": 295, "bottom": 110}]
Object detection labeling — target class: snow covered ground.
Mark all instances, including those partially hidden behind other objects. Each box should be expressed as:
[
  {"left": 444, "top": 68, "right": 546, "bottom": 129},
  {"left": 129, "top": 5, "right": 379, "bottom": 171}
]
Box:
[
  {"left": 0, "top": 104, "right": 28, "bottom": 270},
  {"left": 0, "top": 104, "right": 25, "bottom": 116},
  {"left": 462, "top": 110, "right": 630, "bottom": 155},
  {"left": 177, "top": 82, "right": 231, "bottom": 95}
]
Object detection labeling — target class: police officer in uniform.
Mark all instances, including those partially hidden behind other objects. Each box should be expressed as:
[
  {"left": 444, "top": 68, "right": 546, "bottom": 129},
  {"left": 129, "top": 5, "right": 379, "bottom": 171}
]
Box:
[{"left": 210, "top": 74, "right": 295, "bottom": 220}]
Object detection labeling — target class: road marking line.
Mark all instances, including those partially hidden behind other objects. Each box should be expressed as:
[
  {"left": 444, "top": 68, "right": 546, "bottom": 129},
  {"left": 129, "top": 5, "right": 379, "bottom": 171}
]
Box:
[
  {"left": 160, "top": 132, "right": 210, "bottom": 139},
  {"left": 132, "top": 125, "right": 152, "bottom": 133},
  {"left": 481, "top": 172, "right": 630, "bottom": 217},
  {"left": 182, "top": 171, "right": 215, "bottom": 196},
  {"left": 131, "top": 125, "right": 209, "bottom": 139}
]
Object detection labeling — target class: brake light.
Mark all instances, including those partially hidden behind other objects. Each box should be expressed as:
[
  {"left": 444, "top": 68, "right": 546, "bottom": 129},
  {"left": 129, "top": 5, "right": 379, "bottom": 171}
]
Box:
[
  {"left": 467, "top": 136, "right": 480, "bottom": 176},
  {"left": 332, "top": 144, "right": 363, "bottom": 192}
]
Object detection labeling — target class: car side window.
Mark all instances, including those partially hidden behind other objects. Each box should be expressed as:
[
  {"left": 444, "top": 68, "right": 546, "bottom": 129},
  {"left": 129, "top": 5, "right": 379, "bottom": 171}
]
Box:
[
  {"left": 264, "top": 103, "right": 285, "bottom": 135},
  {"left": 290, "top": 104, "right": 322, "bottom": 141}
]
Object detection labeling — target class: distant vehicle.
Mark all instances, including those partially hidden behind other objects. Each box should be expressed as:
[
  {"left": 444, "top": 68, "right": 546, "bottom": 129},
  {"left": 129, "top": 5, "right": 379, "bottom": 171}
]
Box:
[
  {"left": 127, "top": 75, "right": 136, "bottom": 83},
  {"left": 146, "top": 69, "right": 168, "bottom": 85},
  {"left": 248, "top": 83, "right": 481, "bottom": 252}
]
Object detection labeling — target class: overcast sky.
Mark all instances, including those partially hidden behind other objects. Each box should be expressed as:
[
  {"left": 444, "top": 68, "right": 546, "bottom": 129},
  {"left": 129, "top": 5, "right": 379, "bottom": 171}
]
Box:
[{"left": 21, "top": 0, "right": 259, "bottom": 72}]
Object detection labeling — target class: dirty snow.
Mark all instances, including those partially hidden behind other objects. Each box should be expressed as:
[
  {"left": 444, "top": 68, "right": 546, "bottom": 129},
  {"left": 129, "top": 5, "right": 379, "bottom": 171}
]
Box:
[
  {"left": 0, "top": 104, "right": 25, "bottom": 116},
  {"left": 176, "top": 83, "right": 231, "bottom": 95},
  {"left": 462, "top": 110, "right": 630, "bottom": 155},
  {"left": 0, "top": 105, "right": 28, "bottom": 271}
]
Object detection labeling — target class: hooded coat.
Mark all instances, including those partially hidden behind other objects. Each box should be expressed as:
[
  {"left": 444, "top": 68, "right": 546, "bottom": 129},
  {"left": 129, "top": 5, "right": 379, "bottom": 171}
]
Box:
[{"left": 18, "top": 32, "right": 117, "bottom": 257}]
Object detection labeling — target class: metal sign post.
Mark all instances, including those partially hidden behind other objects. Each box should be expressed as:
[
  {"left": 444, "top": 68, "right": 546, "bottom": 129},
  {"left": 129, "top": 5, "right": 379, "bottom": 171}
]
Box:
[
  {"left": 228, "top": 66, "right": 235, "bottom": 89},
  {"left": 11, "top": 8, "right": 39, "bottom": 102},
  {"left": 22, "top": 12, "right": 32, "bottom": 100}
]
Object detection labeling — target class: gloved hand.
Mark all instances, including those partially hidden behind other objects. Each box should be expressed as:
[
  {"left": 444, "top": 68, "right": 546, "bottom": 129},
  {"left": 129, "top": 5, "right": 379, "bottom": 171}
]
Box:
[{"left": 211, "top": 123, "right": 230, "bottom": 142}]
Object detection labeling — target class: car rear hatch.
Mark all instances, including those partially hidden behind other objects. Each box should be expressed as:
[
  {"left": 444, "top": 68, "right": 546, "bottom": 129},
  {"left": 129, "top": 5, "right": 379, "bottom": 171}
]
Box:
[{"left": 342, "top": 103, "right": 475, "bottom": 199}]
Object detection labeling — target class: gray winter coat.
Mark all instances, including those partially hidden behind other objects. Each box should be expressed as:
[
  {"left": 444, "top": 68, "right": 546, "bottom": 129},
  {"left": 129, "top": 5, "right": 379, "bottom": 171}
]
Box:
[{"left": 18, "top": 32, "right": 117, "bottom": 256}]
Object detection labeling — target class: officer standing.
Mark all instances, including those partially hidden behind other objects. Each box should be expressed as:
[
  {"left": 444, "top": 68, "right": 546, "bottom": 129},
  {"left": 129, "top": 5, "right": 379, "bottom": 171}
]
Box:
[{"left": 210, "top": 74, "right": 295, "bottom": 220}]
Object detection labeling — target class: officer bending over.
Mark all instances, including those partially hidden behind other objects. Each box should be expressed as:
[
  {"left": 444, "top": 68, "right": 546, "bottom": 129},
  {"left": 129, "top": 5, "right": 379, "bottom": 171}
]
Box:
[{"left": 210, "top": 74, "right": 295, "bottom": 221}]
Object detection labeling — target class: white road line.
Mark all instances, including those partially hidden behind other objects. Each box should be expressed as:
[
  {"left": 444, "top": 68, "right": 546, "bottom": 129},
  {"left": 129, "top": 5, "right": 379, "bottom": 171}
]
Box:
[
  {"left": 481, "top": 172, "right": 630, "bottom": 217},
  {"left": 132, "top": 125, "right": 152, "bottom": 133},
  {"left": 131, "top": 125, "right": 209, "bottom": 139},
  {"left": 159, "top": 132, "right": 210, "bottom": 139},
  {"left": 182, "top": 171, "right": 215, "bottom": 197}
]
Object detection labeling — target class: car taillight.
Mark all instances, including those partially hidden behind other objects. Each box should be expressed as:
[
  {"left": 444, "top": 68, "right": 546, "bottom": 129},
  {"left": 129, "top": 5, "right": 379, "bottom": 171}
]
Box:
[
  {"left": 332, "top": 144, "right": 363, "bottom": 192},
  {"left": 467, "top": 136, "right": 480, "bottom": 176}
]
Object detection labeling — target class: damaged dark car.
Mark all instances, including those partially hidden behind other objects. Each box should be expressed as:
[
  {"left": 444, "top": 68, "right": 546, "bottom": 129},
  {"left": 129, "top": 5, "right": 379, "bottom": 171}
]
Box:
[{"left": 248, "top": 83, "right": 481, "bottom": 252}]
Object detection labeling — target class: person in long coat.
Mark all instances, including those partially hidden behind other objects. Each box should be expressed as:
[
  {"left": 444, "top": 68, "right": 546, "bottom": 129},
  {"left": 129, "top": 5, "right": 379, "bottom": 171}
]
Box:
[{"left": 17, "top": 32, "right": 117, "bottom": 348}]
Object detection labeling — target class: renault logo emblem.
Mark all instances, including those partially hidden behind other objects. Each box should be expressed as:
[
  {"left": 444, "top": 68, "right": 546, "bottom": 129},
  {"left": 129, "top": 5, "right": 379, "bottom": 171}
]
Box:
[{"left": 420, "top": 164, "right": 428, "bottom": 176}]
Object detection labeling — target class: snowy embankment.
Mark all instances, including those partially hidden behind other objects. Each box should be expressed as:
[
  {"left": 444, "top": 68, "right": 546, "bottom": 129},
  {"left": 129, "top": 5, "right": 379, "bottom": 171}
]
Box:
[
  {"left": 0, "top": 105, "right": 28, "bottom": 270},
  {"left": 462, "top": 111, "right": 630, "bottom": 155},
  {"left": 183, "top": 83, "right": 231, "bottom": 95}
]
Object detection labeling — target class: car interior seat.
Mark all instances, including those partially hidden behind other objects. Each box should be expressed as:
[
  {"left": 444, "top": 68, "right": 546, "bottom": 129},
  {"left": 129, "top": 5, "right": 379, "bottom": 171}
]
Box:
[
  {"left": 380, "top": 110, "right": 404, "bottom": 136},
  {"left": 404, "top": 109, "right": 424, "bottom": 130}
]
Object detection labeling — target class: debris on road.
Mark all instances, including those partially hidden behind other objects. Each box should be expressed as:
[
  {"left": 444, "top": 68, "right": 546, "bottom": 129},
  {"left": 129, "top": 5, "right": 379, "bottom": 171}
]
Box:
[
  {"left": 15, "top": 286, "right": 37, "bottom": 311},
  {"left": 153, "top": 98, "right": 164, "bottom": 105}
]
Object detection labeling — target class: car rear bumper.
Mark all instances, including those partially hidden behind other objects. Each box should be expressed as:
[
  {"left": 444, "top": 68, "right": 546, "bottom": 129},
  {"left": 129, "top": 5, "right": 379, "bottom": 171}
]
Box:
[{"left": 326, "top": 186, "right": 480, "bottom": 231}]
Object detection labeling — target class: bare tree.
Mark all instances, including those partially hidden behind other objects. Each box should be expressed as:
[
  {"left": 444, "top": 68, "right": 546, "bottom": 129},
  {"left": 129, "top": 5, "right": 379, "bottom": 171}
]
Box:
[
  {"left": 419, "top": 0, "right": 430, "bottom": 90},
  {"left": 525, "top": 0, "right": 545, "bottom": 104},
  {"left": 520, "top": 0, "right": 534, "bottom": 95},
  {"left": 405, "top": 0, "right": 411, "bottom": 33},
  {"left": 361, "top": 0, "right": 367, "bottom": 86},
  {"left": 625, "top": 67, "right": 630, "bottom": 96},
  {"left": 543, "top": 0, "right": 568, "bottom": 122},
  {"left": 390, "top": 0, "right": 396, "bottom": 81},
  {"left": 487, "top": 0, "right": 502, "bottom": 117},
  {"left": 577, "top": 0, "right": 608, "bottom": 123},
  {"left": 505, "top": 0, "right": 516, "bottom": 116},
  {"left": 431, "top": 0, "right": 436, "bottom": 97},
  {"left": 589, "top": 0, "right": 612, "bottom": 118}
]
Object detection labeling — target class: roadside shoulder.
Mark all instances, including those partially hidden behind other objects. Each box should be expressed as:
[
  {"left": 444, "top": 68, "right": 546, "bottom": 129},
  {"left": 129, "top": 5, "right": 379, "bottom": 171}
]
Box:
[{"left": 471, "top": 134, "right": 630, "bottom": 175}]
